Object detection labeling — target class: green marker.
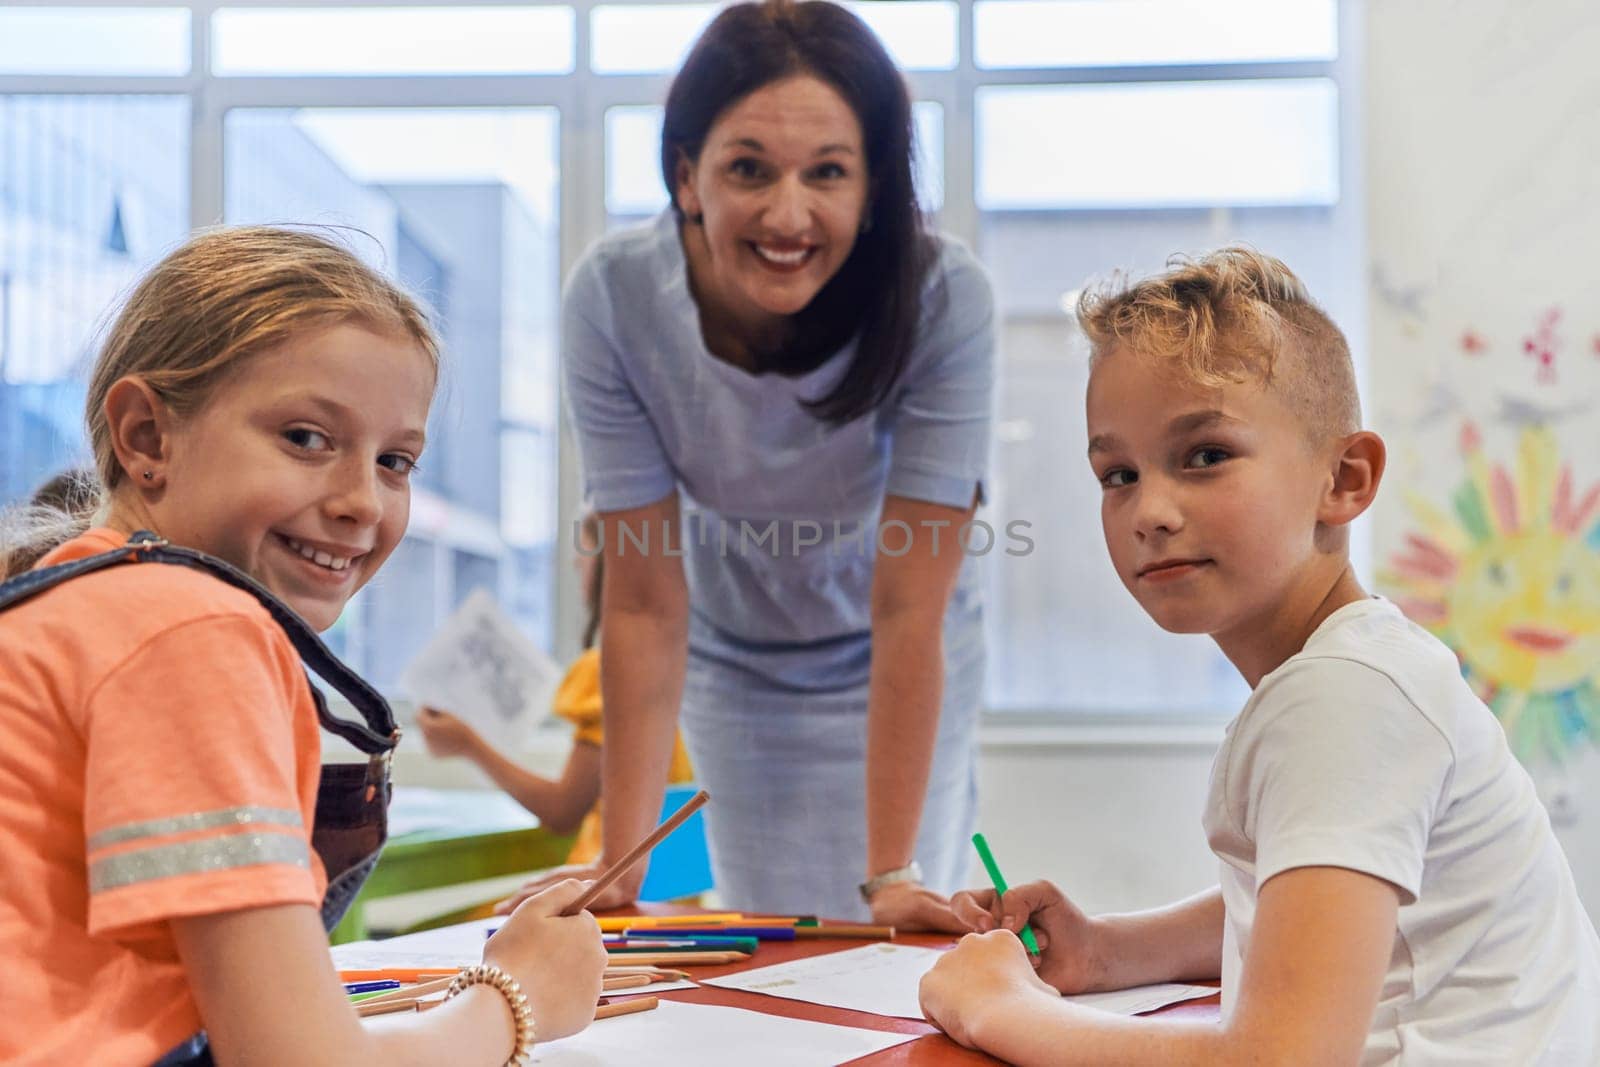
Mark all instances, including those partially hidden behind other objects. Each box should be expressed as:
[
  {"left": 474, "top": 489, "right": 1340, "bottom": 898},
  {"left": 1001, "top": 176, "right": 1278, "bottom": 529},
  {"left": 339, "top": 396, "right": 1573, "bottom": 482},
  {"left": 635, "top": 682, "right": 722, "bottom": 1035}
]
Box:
[{"left": 971, "top": 832, "right": 1041, "bottom": 954}]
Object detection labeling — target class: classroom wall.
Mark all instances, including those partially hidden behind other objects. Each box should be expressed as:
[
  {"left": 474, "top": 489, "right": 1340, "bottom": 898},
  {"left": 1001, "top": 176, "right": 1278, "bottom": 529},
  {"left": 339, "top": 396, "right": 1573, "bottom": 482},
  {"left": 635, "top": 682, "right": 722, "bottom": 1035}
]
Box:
[{"left": 1364, "top": 0, "right": 1600, "bottom": 920}]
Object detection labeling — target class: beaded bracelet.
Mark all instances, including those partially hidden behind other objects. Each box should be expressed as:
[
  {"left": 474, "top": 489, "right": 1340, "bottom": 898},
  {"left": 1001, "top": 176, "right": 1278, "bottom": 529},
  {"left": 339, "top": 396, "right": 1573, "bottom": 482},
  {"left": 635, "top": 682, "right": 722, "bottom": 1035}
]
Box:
[{"left": 445, "top": 963, "right": 536, "bottom": 1066}]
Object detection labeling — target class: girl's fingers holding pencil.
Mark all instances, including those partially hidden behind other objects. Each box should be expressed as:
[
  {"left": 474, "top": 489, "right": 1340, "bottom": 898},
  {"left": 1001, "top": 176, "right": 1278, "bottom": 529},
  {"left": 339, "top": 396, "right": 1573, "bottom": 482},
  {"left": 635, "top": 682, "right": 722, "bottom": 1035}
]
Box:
[{"left": 502, "top": 877, "right": 593, "bottom": 918}]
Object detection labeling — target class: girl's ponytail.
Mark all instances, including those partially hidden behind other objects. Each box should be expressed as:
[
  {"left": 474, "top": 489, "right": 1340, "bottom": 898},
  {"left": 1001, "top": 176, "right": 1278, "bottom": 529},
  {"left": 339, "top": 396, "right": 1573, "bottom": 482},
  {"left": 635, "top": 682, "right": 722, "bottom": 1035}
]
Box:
[{"left": 0, "top": 469, "right": 104, "bottom": 578}]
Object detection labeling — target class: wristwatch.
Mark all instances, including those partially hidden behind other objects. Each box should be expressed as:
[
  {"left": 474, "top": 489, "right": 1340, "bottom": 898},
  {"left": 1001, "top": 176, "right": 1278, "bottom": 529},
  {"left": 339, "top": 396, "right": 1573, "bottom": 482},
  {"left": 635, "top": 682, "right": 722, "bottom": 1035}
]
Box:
[{"left": 858, "top": 860, "right": 923, "bottom": 903}]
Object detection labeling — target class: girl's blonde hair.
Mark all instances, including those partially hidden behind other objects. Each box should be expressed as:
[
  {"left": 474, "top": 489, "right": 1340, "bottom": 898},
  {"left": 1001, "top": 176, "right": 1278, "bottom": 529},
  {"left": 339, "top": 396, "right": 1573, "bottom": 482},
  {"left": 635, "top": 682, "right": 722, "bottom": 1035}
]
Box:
[{"left": 1, "top": 225, "right": 440, "bottom": 578}]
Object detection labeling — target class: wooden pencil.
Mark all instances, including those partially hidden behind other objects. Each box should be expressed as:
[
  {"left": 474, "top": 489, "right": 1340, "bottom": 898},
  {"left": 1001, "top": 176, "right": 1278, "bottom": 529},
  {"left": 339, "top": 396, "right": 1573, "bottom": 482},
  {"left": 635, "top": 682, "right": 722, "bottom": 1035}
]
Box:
[
  {"left": 564, "top": 789, "right": 710, "bottom": 915},
  {"left": 794, "top": 924, "right": 896, "bottom": 939},
  {"left": 602, "top": 974, "right": 656, "bottom": 992},
  {"left": 595, "top": 950, "right": 745, "bottom": 966},
  {"left": 594, "top": 996, "right": 660, "bottom": 1021},
  {"left": 605, "top": 966, "right": 689, "bottom": 981},
  {"left": 355, "top": 997, "right": 422, "bottom": 1018}
]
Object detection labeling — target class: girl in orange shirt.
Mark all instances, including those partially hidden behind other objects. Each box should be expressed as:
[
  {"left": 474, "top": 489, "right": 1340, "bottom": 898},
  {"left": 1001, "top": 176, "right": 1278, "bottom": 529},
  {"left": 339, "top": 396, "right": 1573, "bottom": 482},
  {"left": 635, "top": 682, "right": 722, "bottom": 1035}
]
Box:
[{"left": 0, "top": 227, "right": 606, "bottom": 1067}]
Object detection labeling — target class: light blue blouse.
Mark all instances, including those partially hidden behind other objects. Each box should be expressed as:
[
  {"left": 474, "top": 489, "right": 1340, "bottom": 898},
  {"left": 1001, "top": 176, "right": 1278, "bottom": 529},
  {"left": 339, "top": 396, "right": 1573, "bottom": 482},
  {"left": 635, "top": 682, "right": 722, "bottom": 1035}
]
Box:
[{"left": 561, "top": 210, "right": 994, "bottom": 690}]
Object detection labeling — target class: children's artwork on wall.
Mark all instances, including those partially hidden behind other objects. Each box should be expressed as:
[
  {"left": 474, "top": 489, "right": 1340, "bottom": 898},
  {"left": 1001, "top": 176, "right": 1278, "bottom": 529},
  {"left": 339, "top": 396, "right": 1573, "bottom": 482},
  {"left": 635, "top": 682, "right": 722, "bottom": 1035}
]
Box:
[
  {"left": 1385, "top": 421, "right": 1600, "bottom": 763},
  {"left": 1377, "top": 297, "right": 1600, "bottom": 823}
]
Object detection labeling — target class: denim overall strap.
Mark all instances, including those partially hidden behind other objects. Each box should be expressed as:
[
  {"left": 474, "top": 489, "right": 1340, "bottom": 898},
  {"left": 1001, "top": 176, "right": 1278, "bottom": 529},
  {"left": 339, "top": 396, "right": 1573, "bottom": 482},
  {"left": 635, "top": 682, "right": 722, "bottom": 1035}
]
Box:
[{"left": 1, "top": 532, "right": 397, "bottom": 756}]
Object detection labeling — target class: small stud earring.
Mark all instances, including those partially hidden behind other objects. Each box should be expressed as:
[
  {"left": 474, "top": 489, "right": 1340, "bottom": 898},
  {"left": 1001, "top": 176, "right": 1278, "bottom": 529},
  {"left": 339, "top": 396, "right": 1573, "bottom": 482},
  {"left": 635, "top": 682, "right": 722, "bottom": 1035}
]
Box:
[{"left": 142, "top": 470, "right": 155, "bottom": 482}]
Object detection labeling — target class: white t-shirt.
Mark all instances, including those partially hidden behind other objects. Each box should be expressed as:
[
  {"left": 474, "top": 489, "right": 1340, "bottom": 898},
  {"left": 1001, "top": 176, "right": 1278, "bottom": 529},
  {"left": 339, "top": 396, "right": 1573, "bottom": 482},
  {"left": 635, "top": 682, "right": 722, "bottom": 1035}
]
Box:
[{"left": 1203, "top": 597, "right": 1600, "bottom": 1065}]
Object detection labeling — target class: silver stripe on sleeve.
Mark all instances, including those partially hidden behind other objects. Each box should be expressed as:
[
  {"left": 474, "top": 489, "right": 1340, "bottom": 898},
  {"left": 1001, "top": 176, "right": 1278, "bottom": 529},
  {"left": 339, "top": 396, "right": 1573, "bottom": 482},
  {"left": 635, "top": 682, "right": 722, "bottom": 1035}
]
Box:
[
  {"left": 89, "top": 832, "right": 310, "bottom": 893},
  {"left": 87, "top": 806, "right": 304, "bottom": 851}
]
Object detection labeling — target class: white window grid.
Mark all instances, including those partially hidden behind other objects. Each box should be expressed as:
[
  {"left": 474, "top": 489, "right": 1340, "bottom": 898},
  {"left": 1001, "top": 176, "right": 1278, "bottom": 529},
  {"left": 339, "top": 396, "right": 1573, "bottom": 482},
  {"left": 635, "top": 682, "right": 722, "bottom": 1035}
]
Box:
[{"left": 0, "top": 0, "right": 1357, "bottom": 718}]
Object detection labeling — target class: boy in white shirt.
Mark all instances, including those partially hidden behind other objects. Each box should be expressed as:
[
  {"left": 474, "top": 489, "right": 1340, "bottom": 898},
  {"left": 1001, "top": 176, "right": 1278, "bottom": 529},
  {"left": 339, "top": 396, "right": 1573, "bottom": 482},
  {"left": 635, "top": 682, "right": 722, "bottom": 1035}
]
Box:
[{"left": 919, "top": 249, "right": 1600, "bottom": 1065}]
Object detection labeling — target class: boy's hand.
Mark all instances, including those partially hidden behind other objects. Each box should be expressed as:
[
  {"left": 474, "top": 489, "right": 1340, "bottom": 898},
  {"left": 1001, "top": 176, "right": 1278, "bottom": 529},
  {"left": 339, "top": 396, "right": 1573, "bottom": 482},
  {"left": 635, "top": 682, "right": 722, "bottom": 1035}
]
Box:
[
  {"left": 415, "top": 706, "right": 483, "bottom": 758},
  {"left": 950, "top": 879, "right": 1106, "bottom": 994},
  {"left": 920, "top": 930, "right": 1058, "bottom": 1048},
  {"left": 482, "top": 879, "right": 608, "bottom": 1041},
  {"left": 869, "top": 880, "right": 974, "bottom": 935}
]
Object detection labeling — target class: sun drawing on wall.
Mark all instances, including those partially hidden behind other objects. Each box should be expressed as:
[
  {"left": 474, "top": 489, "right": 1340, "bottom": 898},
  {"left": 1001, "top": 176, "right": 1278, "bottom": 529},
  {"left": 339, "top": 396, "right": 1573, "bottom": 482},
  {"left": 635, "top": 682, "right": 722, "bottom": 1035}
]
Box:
[{"left": 1384, "top": 424, "right": 1600, "bottom": 766}]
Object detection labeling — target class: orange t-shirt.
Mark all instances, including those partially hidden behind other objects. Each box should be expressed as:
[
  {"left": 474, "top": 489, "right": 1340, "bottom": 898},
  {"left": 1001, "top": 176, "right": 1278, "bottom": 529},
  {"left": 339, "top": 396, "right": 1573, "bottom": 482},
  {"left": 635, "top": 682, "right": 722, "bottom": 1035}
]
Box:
[
  {"left": 552, "top": 647, "right": 694, "bottom": 865},
  {"left": 0, "top": 529, "right": 326, "bottom": 1067}
]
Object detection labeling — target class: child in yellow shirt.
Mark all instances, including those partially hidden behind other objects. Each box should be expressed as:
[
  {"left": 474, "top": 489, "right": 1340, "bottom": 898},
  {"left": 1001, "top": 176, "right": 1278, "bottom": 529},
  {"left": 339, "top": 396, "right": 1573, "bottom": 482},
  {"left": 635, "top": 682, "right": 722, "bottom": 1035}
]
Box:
[{"left": 417, "top": 513, "right": 693, "bottom": 865}]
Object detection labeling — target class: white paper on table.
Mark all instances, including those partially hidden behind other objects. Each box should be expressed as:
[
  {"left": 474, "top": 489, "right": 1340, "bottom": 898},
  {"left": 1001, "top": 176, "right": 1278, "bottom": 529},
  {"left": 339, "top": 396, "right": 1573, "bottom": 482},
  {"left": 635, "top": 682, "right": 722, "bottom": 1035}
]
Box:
[
  {"left": 532, "top": 1000, "right": 917, "bottom": 1066},
  {"left": 398, "top": 587, "right": 561, "bottom": 751},
  {"left": 1065, "top": 983, "right": 1217, "bottom": 1015},
  {"left": 704, "top": 944, "right": 1219, "bottom": 1023},
  {"left": 702, "top": 943, "right": 941, "bottom": 1020},
  {"left": 330, "top": 917, "right": 497, "bottom": 970}
]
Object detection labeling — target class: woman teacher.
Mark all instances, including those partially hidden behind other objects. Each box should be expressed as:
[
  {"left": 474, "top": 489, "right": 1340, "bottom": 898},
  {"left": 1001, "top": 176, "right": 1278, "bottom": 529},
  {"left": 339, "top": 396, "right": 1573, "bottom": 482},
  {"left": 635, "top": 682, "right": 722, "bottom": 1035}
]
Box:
[{"left": 515, "top": 0, "right": 993, "bottom": 927}]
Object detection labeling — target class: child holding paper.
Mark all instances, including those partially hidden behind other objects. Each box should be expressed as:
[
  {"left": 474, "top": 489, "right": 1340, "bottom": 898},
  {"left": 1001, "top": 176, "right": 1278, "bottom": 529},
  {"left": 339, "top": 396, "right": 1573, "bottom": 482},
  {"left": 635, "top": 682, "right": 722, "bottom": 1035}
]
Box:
[
  {"left": 0, "top": 227, "right": 607, "bottom": 1066},
  {"left": 919, "top": 249, "right": 1600, "bottom": 1064},
  {"left": 417, "top": 512, "right": 695, "bottom": 866}
]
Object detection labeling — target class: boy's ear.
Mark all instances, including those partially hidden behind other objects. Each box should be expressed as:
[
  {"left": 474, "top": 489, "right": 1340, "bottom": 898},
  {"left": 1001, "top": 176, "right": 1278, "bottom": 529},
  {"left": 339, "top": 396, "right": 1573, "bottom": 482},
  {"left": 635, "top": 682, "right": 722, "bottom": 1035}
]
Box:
[
  {"left": 1320, "top": 430, "right": 1386, "bottom": 527},
  {"left": 103, "top": 376, "right": 174, "bottom": 489}
]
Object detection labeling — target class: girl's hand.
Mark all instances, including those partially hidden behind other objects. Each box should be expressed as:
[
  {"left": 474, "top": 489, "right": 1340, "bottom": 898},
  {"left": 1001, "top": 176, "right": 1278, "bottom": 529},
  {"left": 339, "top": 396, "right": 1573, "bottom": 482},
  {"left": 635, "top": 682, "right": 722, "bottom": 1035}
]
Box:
[
  {"left": 482, "top": 879, "right": 608, "bottom": 1042},
  {"left": 493, "top": 862, "right": 638, "bottom": 916},
  {"left": 949, "top": 879, "right": 1106, "bottom": 994},
  {"left": 416, "top": 706, "right": 483, "bottom": 758},
  {"left": 919, "top": 929, "right": 1058, "bottom": 1048},
  {"left": 869, "top": 880, "right": 974, "bottom": 935}
]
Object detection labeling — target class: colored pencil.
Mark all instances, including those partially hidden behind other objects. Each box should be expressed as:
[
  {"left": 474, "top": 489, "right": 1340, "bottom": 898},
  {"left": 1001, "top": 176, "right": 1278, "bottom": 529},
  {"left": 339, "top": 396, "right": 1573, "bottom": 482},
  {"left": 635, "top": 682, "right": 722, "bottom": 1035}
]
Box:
[
  {"left": 972, "top": 832, "right": 1041, "bottom": 954},
  {"left": 344, "top": 979, "right": 402, "bottom": 995},
  {"left": 605, "top": 936, "right": 758, "bottom": 953},
  {"left": 596, "top": 912, "right": 746, "bottom": 932},
  {"left": 595, "top": 950, "right": 746, "bottom": 966},
  {"left": 794, "top": 924, "right": 896, "bottom": 939},
  {"left": 602, "top": 974, "right": 655, "bottom": 992},
  {"left": 564, "top": 789, "right": 710, "bottom": 916},
  {"left": 605, "top": 966, "right": 689, "bottom": 981},
  {"left": 627, "top": 926, "right": 798, "bottom": 941},
  {"left": 337, "top": 968, "right": 459, "bottom": 983},
  {"left": 355, "top": 997, "right": 422, "bottom": 1018},
  {"left": 594, "top": 996, "right": 660, "bottom": 1021},
  {"left": 352, "top": 976, "right": 457, "bottom": 1006}
]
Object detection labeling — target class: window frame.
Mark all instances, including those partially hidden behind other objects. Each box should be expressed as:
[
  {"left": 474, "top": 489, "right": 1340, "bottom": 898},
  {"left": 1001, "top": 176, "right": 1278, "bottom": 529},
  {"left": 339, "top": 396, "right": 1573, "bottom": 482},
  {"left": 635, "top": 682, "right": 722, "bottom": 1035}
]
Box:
[{"left": 0, "top": 0, "right": 1359, "bottom": 722}]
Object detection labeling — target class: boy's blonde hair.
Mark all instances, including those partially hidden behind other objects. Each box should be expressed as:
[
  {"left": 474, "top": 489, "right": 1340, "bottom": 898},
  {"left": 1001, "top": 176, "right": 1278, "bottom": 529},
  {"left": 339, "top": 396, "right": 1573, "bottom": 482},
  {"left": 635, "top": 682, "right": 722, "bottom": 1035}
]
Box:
[
  {"left": 2, "top": 225, "right": 440, "bottom": 577},
  {"left": 1077, "top": 247, "right": 1360, "bottom": 440}
]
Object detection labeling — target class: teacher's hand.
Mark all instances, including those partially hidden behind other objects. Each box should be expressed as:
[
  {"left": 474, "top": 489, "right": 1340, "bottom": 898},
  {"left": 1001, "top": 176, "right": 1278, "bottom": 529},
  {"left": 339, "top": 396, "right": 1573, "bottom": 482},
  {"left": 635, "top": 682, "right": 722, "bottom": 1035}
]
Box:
[
  {"left": 868, "top": 880, "right": 975, "bottom": 935},
  {"left": 493, "top": 862, "right": 639, "bottom": 916}
]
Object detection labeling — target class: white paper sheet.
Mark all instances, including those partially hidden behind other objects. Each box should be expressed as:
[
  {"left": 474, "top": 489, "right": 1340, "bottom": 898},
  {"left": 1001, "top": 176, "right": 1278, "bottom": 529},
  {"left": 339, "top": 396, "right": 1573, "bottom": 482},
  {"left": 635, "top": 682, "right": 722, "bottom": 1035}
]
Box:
[
  {"left": 703, "top": 943, "right": 940, "bottom": 1020},
  {"left": 1067, "top": 983, "right": 1217, "bottom": 1015},
  {"left": 531, "top": 1000, "right": 918, "bottom": 1066},
  {"left": 331, "top": 917, "right": 497, "bottom": 969},
  {"left": 398, "top": 587, "right": 560, "bottom": 751},
  {"left": 705, "top": 943, "right": 1218, "bottom": 1022}
]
